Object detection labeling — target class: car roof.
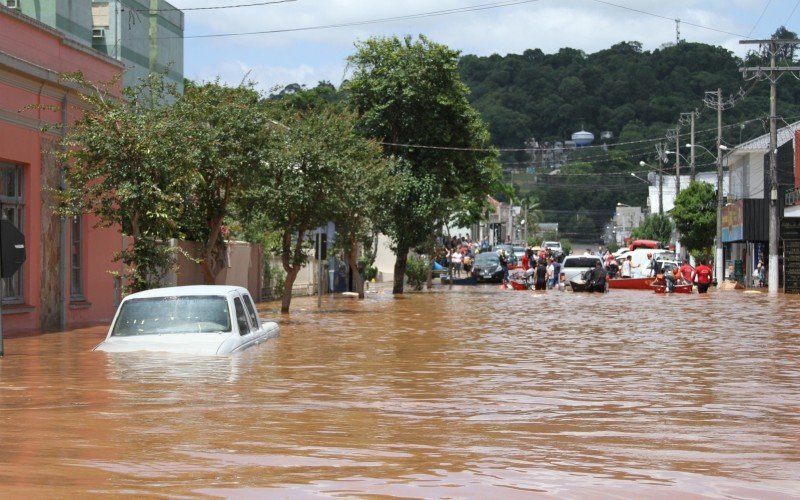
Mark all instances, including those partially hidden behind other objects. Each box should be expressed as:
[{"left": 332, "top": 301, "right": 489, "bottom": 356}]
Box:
[{"left": 123, "top": 285, "right": 248, "bottom": 301}]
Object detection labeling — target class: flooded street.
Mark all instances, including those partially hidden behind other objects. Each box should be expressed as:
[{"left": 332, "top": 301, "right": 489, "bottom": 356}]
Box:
[{"left": 1, "top": 285, "right": 799, "bottom": 498}]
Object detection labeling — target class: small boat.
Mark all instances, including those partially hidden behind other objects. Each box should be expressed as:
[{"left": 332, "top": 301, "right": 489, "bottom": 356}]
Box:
[
  {"left": 440, "top": 275, "right": 478, "bottom": 285},
  {"left": 652, "top": 283, "right": 693, "bottom": 294},
  {"left": 569, "top": 276, "right": 589, "bottom": 292},
  {"left": 508, "top": 279, "right": 530, "bottom": 291},
  {"left": 607, "top": 277, "right": 654, "bottom": 290}
]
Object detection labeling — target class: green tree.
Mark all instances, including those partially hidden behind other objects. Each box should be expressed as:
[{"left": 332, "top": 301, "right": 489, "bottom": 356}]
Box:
[
  {"left": 346, "top": 35, "right": 502, "bottom": 294},
  {"left": 630, "top": 213, "right": 674, "bottom": 246},
  {"left": 55, "top": 72, "right": 188, "bottom": 293},
  {"left": 175, "top": 80, "right": 272, "bottom": 284},
  {"left": 240, "top": 105, "right": 380, "bottom": 312},
  {"left": 326, "top": 113, "right": 392, "bottom": 300},
  {"left": 671, "top": 181, "right": 716, "bottom": 253}
]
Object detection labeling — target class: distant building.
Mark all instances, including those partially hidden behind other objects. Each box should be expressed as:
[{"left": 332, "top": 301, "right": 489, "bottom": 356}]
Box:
[{"left": 1, "top": 0, "right": 184, "bottom": 92}]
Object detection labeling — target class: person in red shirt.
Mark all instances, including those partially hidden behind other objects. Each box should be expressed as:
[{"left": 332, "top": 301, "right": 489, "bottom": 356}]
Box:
[
  {"left": 693, "top": 259, "right": 713, "bottom": 293},
  {"left": 679, "top": 259, "right": 694, "bottom": 283}
]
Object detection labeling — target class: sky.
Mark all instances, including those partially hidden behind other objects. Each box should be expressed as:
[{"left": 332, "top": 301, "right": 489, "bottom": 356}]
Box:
[{"left": 170, "top": 0, "right": 800, "bottom": 94}]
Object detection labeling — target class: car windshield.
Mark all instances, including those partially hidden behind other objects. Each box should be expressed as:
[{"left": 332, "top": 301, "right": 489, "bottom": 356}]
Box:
[
  {"left": 513, "top": 246, "right": 525, "bottom": 254},
  {"left": 475, "top": 253, "right": 500, "bottom": 265},
  {"left": 110, "top": 295, "right": 232, "bottom": 336}
]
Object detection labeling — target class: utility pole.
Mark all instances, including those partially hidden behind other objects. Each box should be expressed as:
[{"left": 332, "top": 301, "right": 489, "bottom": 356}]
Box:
[
  {"left": 690, "top": 110, "right": 696, "bottom": 182},
  {"left": 674, "top": 125, "right": 681, "bottom": 195},
  {"left": 704, "top": 89, "right": 727, "bottom": 288},
  {"left": 715, "top": 90, "right": 724, "bottom": 287},
  {"left": 741, "top": 38, "right": 800, "bottom": 294}
]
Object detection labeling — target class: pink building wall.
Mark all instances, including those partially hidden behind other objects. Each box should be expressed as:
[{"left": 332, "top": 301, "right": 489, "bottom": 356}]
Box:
[{"left": 0, "top": 7, "right": 124, "bottom": 334}]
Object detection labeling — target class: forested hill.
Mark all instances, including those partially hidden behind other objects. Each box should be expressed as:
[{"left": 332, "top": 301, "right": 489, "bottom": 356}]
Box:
[
  {"left": 456, "top": 37, "right": 800, "bottom": 242},
  {"left": 458, "top": 39, "right": 800, "bottom": 154}
]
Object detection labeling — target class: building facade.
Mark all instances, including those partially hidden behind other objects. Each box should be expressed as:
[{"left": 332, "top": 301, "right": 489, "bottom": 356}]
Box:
[
  {"left": 1, "top": 0, "right": 184, "bottom": 92},
  {"left": 723, "top": 121, "right": 798, "bottom": 288},
  {"left": 0, "top": 5, "right": 125, "bottom": 333}
]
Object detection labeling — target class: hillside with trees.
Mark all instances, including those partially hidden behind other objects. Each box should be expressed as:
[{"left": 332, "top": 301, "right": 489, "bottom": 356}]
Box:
[{"left": 457, "top": 29, "right": 800, "bottom": 240}]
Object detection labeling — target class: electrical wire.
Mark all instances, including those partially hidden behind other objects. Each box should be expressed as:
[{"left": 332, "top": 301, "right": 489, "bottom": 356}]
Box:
[
  {"left": 785, "top": 0, "right": 800, "bottom": 26},
  {"left": 178, "top": 0, "right": 540, "bottom": 39},
  {"left": 138, "top": 0, "right": 298, "bottom": 12},
  {"left": 587, "top": 0, "right": 751, "bottom": 39},
  {"left": 747, "top": 0, "right": 772, "bottom": 37}
]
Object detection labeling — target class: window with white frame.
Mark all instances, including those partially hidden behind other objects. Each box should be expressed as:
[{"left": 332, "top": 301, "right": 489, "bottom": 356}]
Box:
[
  {"left": 71, "top": 216, "right": 84, "bottom": 299},
  {"left": 0, "top": 162, "right": 24, "bottom": 303}
]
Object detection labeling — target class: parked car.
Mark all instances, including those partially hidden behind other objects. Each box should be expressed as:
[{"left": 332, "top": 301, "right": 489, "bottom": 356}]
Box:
[
  {"left": 94, "top": 285, "right": 279, "bottom": 355},
  {"left": 471, "top": 251, "right": 504, "bottom": 283},
  {"left": 542, "top": 241, "right": 564, "bottom": 256},
  {"left": 559, "top": 255, "right": 603, "bottom": 290}
]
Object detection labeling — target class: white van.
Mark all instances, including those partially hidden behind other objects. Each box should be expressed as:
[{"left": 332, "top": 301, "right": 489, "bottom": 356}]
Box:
[{"left": 616, "top": 248, "right": 669, "bottom": 277}]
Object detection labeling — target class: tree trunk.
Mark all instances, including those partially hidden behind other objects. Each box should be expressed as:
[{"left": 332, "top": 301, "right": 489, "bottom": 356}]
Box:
[
  {"left": 393, "top": 245, "right": 409, "bottom": 295},
  {"left": 281, "top": 266, "right": 300, "bottom": 313},
  {"left": 280, "top": 225, "right": 306, "bottom": 313},
  {"left": 201, "top": 216, "right": 225, "bottom": 285},
  {"left": 426, "top": 260, "right": 433, "bottom": 290},
  {"left": 344, "top": 238, "right": 365, "bottom": 299},
  {"left": 426, "top": 234, "right": 435, "bottom": 290}
]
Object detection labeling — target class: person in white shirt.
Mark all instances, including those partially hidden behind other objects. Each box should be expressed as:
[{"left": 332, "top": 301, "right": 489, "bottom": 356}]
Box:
[
  {"left": 620, "top": 255, "right": 639, "bottom": 278},
  {"left": 451, "top": 249, "right": 463, "bottom": 277}
]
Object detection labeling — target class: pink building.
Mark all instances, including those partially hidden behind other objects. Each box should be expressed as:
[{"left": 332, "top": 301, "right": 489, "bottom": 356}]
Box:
[{"left": 0, "top": 7, "right": 124, "bottom": 334}]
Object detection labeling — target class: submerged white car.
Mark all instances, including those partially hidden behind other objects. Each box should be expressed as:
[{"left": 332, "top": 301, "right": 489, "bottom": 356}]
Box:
[{"left": 94, "top": 285, "right": 279, "bottom": 355}]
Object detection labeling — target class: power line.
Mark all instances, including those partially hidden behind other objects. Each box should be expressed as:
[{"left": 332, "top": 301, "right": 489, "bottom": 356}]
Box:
[
  {"left": 786, "top": 0, "right": 800, "bottom": 26},
  {"left": 588, "top": 0, "right": 751, "bottom": 39},
  {"left": 139, "top": 0, "right": 298, "bottom": 12},
  {"left": 380, "top": 114, "right": 790, "bottom": 153},
  {"left": 748, "top": 0, "right": 772, "bottom": 37},
  {"left": 179, "top": 0, "right": 540, "bottom": 39}
]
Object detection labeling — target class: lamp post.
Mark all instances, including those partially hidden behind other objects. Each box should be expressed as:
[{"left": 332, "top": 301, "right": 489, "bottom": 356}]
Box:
[
  {"left": 690, "top": 143, "right": 729, "bottom": 286},
  {"left": 638, "top": 161, "right": 663, "bottom": 214},
  {"left": 616, "top": 202, "right": 632, "bottom": 244}
]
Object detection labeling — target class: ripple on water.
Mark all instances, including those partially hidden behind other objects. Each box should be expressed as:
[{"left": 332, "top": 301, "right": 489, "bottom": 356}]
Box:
[{"left": 0, "top": 285, "right": 798, "bottom": 497}]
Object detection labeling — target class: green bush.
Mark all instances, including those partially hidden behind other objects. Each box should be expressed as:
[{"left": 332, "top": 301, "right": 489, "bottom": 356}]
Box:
[
  {"left": 359, "top": 255, "right": 378, "bottom": 281},
  {"left": 405, "top": 253, "right": 429, "bottom": 291},
  {"left": 263, "top": 257, "right": 286, "bottom": 300},
  {"left": 273, "top": 269, "right": 286, "bottom": 298}
]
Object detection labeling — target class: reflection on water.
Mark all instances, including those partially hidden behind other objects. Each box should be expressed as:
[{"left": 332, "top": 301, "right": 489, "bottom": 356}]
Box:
[{"left": 0, "top": 286, "right": 799, "bottom": 497}]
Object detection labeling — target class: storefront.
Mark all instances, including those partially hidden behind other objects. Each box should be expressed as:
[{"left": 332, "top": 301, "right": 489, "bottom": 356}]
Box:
[{"left": 721, "top": 199, "right": 769, "bottom": 287}]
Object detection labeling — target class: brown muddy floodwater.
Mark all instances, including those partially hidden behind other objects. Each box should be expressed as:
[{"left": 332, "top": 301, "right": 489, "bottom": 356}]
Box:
[{"left": 0, "top": 285, "right": 799, "bottom": 498}]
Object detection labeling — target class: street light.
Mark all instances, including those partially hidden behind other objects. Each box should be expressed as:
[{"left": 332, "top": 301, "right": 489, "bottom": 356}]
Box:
[
  {"left": 664, "top": 149, "right": 687, "bottom": 194},
  {"left": 639, "top": 161, "right": 663, "bottom": 214}
]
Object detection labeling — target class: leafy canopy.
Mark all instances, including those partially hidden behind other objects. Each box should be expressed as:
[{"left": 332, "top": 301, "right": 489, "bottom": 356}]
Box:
[{"left": 671, "top": 181, "right": 717, "bottom": 252}]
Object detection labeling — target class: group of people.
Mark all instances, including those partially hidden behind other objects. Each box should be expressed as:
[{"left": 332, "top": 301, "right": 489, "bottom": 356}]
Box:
[
  {"left": 594, "top": 248, "right": 716, "bottom": 294},
  {"left": 508, "top": 246, "right": 562, "bottom": 290},
  {"left": 442, "top": 234, "right": 482, "bottom": 278},
  {"left": 646, "top": 254, "right": 714, "bottom": 294}
]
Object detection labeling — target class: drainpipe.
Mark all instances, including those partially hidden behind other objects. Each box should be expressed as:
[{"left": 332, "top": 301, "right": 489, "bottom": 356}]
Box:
[
  {"left": 60, "top": 95, "right": 67, "bottom": 330},
  {"left": 149, "top": 0, "right": 158, "bottom": 77}
]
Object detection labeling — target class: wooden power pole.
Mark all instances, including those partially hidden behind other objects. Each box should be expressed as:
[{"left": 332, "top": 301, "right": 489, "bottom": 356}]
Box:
[{"left": 740, "top": 38, "right": 800, "bottom": 294}]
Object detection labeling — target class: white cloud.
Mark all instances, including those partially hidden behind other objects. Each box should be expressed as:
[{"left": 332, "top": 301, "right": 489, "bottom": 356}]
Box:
[{"left": 189, "top": 59, "right": 347, "bottom": 94}]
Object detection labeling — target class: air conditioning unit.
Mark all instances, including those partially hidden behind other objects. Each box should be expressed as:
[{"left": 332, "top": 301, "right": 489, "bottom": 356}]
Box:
[
  {"left": 6, "top": 0, "right": 20, "bottom": 9},
  {"left": 92, "top": 28, "right": 106, "bottom": 39}
]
